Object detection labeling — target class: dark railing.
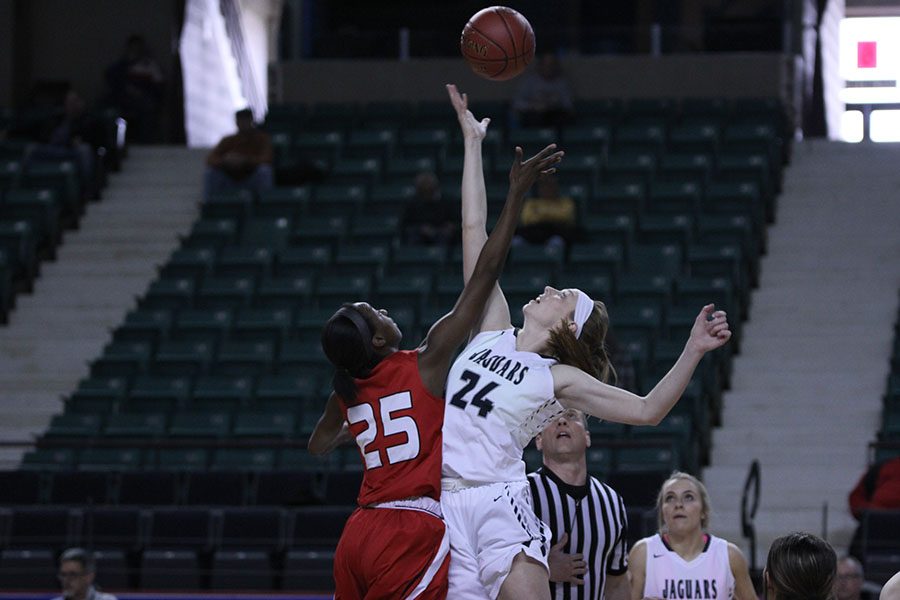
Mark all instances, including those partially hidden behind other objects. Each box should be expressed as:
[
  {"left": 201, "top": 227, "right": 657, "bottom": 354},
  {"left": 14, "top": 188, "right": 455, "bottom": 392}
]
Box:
[{"left": 740, "top": 459, "right": 761, "bottom": 576}]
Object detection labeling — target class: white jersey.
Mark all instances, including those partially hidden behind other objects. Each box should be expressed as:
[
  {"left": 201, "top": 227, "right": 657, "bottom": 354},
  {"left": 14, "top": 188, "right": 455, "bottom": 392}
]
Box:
[
  {"left": 442, "top": 328, "right": 563, "bottom": 484},
  {"left": 642, "top": 533, "right": 735, "bottom": 600}
]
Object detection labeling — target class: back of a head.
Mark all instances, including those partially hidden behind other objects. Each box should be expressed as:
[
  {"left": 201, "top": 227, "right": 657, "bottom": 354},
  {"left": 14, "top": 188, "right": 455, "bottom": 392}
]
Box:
[
  {"left": 321, "top": 306, "right": 374, "bottom": 404},
  {"left": 59, "top": 547, "right": 95, "bottom": 573},
  {"left": 766, "top": 532, "right": 837, "bottom": 600},
  {"left": 546, "top": 300, "right": 615, "bottom": 383}
]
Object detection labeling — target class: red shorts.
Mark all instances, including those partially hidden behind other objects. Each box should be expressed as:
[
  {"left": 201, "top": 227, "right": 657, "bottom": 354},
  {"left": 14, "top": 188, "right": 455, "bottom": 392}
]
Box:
[{"left": 334, "top": 505, "right": 449, "bottom": 600}]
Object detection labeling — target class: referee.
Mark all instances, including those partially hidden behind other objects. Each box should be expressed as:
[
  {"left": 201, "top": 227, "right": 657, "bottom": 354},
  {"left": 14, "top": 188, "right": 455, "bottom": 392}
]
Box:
[{"left": 528, "top": 408, "right": 629, "bottom": 600}]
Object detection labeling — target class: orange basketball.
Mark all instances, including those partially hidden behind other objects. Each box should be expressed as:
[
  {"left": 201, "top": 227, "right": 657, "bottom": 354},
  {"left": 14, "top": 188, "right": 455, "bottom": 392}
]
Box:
[{"left": 460, "top": 6, "right": 536, "bottom": 81}]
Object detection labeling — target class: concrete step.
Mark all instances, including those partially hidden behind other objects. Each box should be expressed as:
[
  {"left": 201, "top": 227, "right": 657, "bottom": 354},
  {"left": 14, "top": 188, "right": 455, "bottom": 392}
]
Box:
[{"left": 0, "top": 145, "right": 203, "bottom": 465}]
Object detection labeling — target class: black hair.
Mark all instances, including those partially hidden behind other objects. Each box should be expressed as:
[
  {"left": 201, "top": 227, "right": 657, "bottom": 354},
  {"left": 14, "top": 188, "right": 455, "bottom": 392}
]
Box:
[
  {"left": 321, "top": 305, "right": 378, "bottom": 405},
  {"left": 235, "top": 108, "right": 254, "bottom": 120}
]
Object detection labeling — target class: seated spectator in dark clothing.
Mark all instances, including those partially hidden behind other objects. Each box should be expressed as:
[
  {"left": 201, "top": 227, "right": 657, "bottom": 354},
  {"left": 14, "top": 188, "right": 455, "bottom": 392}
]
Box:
[
  {"left": 204, "top": 108, "right": 274, "bottom": 202},
  {"left": 513, "top": 174, "right": 578, "bottom": 251},
  {"left": 512, "top": 53, "right": 575, "bottom": 129},
  {"left": 402, "top": 171, "right": 459, "bottom": 246},
  {"left": 25, "top": 90, "right": 99, "bottom": 199},
  {"left": 105, "top": 34, "right": 165, "bottom": 143},
  {"left": 847, "top": 457, "right": 900, "bottom": 559}
]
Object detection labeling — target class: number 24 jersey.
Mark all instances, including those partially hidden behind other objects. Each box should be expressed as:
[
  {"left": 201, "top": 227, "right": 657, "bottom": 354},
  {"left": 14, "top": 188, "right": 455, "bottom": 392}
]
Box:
[{"left": 442, "top": 328, "right": 564, "bottom": 485}]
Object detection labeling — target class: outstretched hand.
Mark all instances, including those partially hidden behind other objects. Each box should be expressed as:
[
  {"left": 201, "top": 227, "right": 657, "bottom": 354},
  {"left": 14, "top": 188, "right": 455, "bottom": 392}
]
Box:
[
  {"left": 446, "top": 83, "right": 490, "bottom": 141},
  {"left": 687, "top": 304, "right": 732, "bottom": 354},
  {"left": 509, "top": 144, "right": 564, "bottom": 197}
]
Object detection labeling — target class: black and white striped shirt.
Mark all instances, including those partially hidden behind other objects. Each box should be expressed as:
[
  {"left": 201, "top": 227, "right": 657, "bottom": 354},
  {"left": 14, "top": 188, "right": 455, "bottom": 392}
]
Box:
[{"left": 528, "top": 466, "right": 629, "bottom": 600}]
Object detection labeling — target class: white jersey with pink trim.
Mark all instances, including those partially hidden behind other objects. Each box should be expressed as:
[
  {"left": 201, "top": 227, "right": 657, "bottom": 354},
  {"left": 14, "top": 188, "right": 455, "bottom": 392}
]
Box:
[
  {"left": 642, "top": 533, "right": 735, "bottom": 600},
  {"left": 442, "top": 328, "right": 563, "bottom": 484}
]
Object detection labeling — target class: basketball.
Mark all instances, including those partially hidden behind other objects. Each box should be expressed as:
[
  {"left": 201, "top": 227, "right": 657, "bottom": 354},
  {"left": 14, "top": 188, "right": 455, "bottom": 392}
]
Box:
[{"left": 460, "top": 6, "right": 536, "bottom": 81}]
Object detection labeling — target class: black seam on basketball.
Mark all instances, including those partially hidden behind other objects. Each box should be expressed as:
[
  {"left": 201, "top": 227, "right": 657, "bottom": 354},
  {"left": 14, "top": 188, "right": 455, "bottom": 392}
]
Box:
[
  {"left": 464, "top": 23, "right": 507, "bottom": 55},
  {"left": 494, "top": 8, "right": 516, "bottom": 73}
]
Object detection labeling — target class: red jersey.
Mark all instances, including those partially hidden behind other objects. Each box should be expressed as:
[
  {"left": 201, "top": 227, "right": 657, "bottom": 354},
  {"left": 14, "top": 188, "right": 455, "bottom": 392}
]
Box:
[{"left": 337, "top": 350, "right": 444, "bottom": 506}]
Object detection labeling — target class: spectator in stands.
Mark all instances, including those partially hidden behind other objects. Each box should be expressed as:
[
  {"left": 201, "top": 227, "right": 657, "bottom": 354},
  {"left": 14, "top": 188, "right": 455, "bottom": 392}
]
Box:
[
  {"left": 764, "top": 532, "right": 836, "bottom": 600},
  {"left": 105, "top": 34, "right": 165, "bottom": 144},
  {"left": 848, "top": 457, "right": 900, "bottom": 559},
  {"left": 882, "top": 571, "right": 900, "bottom": 600},
  {"left": 25, "top": 90, "right": 98, "bottom": 199},
  {"left": 528, "top": 407, "right": 630, "bottom": 600},
  {"left": 52, "top": 548, "right": 117, "bottom": 600},
  {"left": 512, "top": 53, "right": 575, "bottom": 129},
  {"left": 204, "top": 108, "right": 274, "bottom": 202},
  {"left": 513, "top": 173, "right": 578, "bottom": 252},
  {"left": 401, "top": 171, "right": 459, "bottom": 246},
  {"left": 629, "top": 472, "right": 757, "bottom": 600},
  {"left": 836, "top": 556, "right": 872, "bottom": 600}
]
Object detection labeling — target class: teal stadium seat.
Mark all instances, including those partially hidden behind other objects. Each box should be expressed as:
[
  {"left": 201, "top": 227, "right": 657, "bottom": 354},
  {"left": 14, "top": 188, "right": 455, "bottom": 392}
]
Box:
[
  {"left": 191, "top": 376, "right": 254, "bottom": 412},
  {"left": 183, "top": 219, "right": 238, "bottom": 250},
  {"left": 126, "top": 375, "right": 191, "bottom": 414},
  {"left": 171, "top": 309, "right": 232, "bottom": 344},
  {"left": 169, "top": 412, "right": 231, "bottom": 439}
]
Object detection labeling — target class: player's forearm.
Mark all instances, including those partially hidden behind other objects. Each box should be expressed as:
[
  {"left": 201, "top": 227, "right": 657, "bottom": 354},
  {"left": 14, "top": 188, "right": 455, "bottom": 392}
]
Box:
[
  {"left": 641, "top": 344, "right": 704, "bottom": 425},
  {"left": 461, "top": 137, "right": 489, "bottom": 285}
]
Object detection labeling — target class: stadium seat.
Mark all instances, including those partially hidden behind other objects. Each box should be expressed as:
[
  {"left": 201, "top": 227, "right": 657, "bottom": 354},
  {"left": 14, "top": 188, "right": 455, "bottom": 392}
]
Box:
[
  {"left": 152, "top": 341, "right": 215, "bottom": 377},
  {"left": 117, "top": 471, "right": 182, "bottom": 505},
  {"left": 211, "top": 507, "right": 286, "bottom": 589},
  {"left": 348, "top": 214, "right": 401, "bottom": 246},
  {"left": 182, "top": 218, "right": 239, "bottom": 250},
  {"left": 184, "top": 472, "right": 248, "bottom": 506},
  {"left": 213, "top": 341, "right": 275, "bottom": 376},
  {"left": 310, "top": 184, "right": 367, "bottom": 218},
  {"left": 241, "top": 216, "right": 292, "bottom": 249},
  {"left": 215, "top": 247, "right": 274, "bottom": 280},
  {"left": 103, "top": 413, "right": 167, "bottom": 439},
  {"left": 256, "top": 186, "right": 311, "bottom": 219},
  {"left": 170, "top": 309, "right": 232, "bottom": 344},
  {"left": 126, "top": 375, "right": 191, "bottom": 414},
  {"left": 0, "top": 548, "right": 56, "bottom": 590},
  {"left": 159, "top": 247, "right": 217, "bottom": 282},
  {"left": 282, "top": 549, "right": 335, "bottom": 592},
  {"left": 20, "top": 448, "right": 77, "bottom": 471},
  {"left": 77, "top": 448, "right": 144, "bottom": 472},
  {"left": 190, "top": 375, "right": 254, "bottom": 412},
  {"left": 233, "top": 412, "right": 296, "bottom": 438},
  {"left": 156, "top": 449, "right": 211, "bottom": 472},
  {"left": 290, "top": 216, "right": 348, "bottom": 250},
  {"left": 0, "top": 471, "right": 43, "bottom": 505},
  {"left": 254, "top": 470, "right": 321, "bottom": 506},
  {"left": 255, "top": 275, "right": 314, "bottom": 309},
  {"left": 590, "top": 182, "right": 646, "bottom": 219},
  {"left": 139, "top": 278, "right": 196, "bottom": 311},
  {"left": 232, "top": 307, "right": 293, "bottom": 343},
  {"left": 212, "top": 448, "right": 279, "bottom": 471},
  {"left": 169, "top": 412, "right": 231, "bottom": 439},
  {"left": 201, "top": 189, "right": 254, "bottom": 221},
  {"left": 44, "top": 414, "right": 102, "bottom": 438},
  {"left": 141, "top": 508, "right": 213, "bottom": 589},
  {"left": 111, "top": 309, "right": 173, "bottom": 346}
]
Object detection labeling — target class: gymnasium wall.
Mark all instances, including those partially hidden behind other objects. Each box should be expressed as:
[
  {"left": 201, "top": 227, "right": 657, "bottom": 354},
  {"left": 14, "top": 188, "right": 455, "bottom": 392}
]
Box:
[
  {"left": 272, "top": 53, "right": 795, "bottom": 105},
  {"left": 8, "top": 0, "right": 179, "bottom": 107}
]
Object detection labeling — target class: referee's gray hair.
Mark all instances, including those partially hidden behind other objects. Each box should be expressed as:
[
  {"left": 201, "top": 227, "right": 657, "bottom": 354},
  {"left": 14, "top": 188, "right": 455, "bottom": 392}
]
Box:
[
  {"left": 59, "top": 547, "right": 96, "bottom": 573},
  {"left": 656, "top": 471, "right": 712, "bottom": 531}
]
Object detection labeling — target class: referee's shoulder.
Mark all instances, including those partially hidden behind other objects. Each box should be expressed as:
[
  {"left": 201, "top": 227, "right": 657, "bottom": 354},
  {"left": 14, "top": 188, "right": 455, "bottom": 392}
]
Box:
[{"left": 589, "top": 475, "right": 624, "bottom": 499}]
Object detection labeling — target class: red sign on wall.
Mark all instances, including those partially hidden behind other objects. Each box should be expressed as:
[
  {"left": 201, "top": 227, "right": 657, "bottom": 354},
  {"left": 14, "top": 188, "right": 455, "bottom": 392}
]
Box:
[{"left": 858, "top": 41, "right": 877, "bottom": 68}]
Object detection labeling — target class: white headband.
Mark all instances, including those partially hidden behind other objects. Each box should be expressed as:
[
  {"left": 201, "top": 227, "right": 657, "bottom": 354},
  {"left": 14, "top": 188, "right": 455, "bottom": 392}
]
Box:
[{"left": 573, "top": 289, "right": 595, "bottom": 339}]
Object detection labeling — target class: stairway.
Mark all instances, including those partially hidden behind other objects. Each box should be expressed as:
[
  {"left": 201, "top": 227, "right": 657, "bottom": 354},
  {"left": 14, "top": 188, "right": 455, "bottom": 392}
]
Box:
[
  {"left": 0, "top": 146, "right": 205, "bottom": 467},
  {"left": 703, "top": 140, "right": 900, "bottom": 565}
]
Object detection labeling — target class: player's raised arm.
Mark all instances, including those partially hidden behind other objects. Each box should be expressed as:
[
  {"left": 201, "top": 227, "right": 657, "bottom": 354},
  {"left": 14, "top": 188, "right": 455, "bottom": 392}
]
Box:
[
  {"left": 417, "top": 142, "right": 563, "bottom": 396},
  {"left": 447, "top": 83, "right": 512, "bottom": 335},
  {"left": 553, "top": 305, "right": 731, "bottom": 426}
]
